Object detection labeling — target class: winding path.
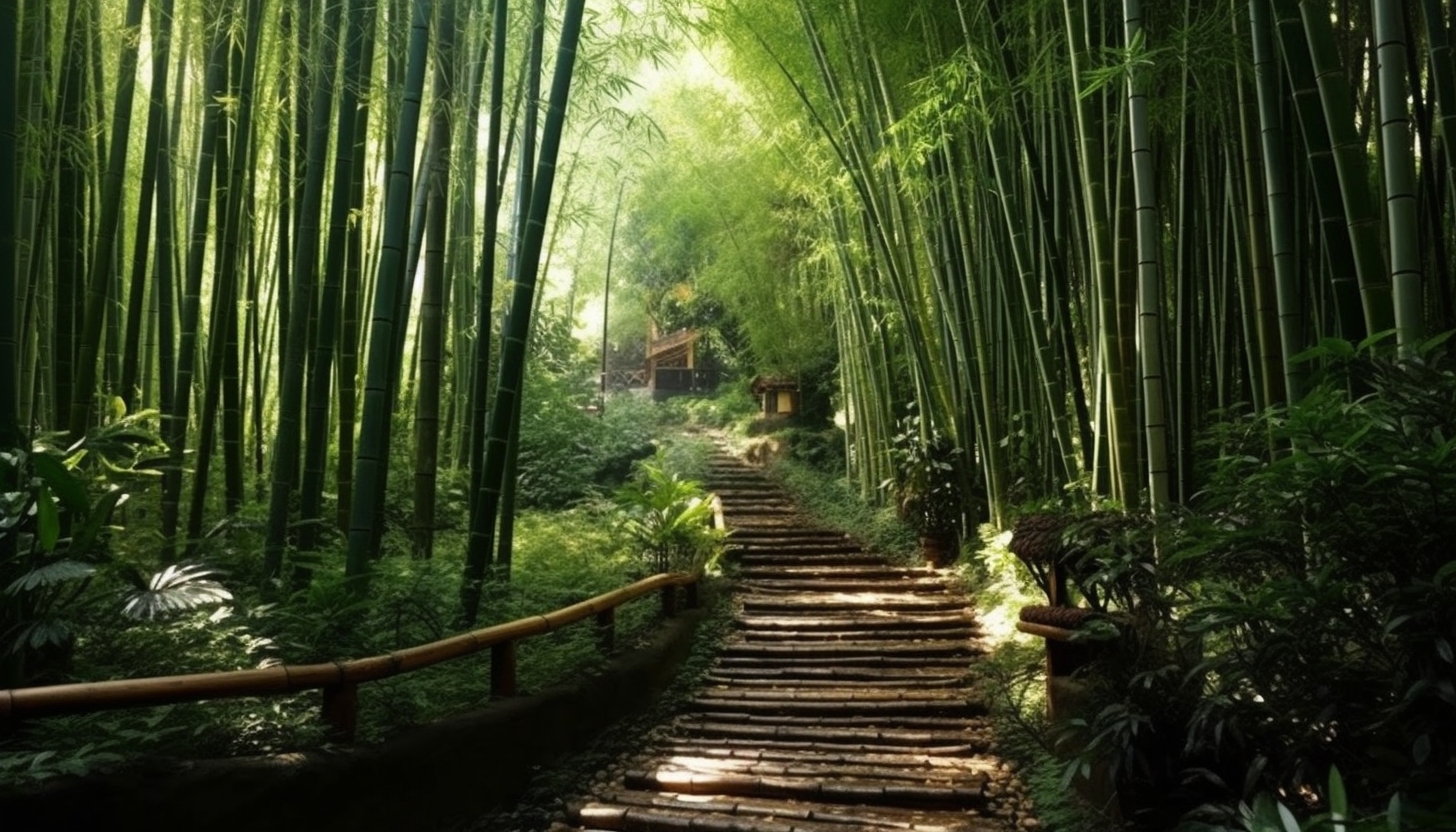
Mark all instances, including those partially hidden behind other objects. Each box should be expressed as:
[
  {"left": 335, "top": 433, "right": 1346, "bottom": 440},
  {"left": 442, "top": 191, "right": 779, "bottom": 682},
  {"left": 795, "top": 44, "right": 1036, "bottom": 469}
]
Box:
[{"left": 559, "top": 447, "right": 1034, "bottom": 832}]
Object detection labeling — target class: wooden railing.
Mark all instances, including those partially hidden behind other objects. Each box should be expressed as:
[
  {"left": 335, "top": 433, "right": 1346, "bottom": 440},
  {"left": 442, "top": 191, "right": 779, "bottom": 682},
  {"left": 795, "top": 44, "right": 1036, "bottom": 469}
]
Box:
[{"left": 0, "top": 571, "right": 700, "bottom": 742}]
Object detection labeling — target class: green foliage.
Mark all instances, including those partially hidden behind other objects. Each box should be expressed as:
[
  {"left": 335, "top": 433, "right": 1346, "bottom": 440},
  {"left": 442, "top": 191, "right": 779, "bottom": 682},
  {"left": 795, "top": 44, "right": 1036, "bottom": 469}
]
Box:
[
  {"left": 1036, "top": 341, "right": 1456, "bottom": 828},
  {"left": 613, "top": 453, "right": 726, "bottom": 574},
  {"left": 658, "top": 382, "right": 760, "bottom": 431},
  {"left": 619, "top": 82, "right": 835, "bottom": 379},
  {"left": 772, "top": 425, "right": 846, "bottom": 474},
  {"left": 768, "top": 455, "right": 917, "bottom": 558},
  {"left": 1, "top": 408, "right": 233, "bottom": 686},
  {"left": 1179, "top": 768, "right": 1456, "bottom": 831},
  {"left": 885, "top": 410, "right": 961, "bottom": 536},
  {"left": 970, "top": 638, "right": 1120, "bottom": 832},
  {"left": 1174, "top": 345, "right": 1456, "bottom": 799}
]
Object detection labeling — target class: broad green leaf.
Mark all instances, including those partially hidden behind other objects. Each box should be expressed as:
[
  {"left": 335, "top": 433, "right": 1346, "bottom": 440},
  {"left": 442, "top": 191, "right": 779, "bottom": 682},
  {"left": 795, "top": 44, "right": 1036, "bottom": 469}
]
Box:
[
  {"left": 29, "top": 452, "right": 88, "bottom": 514},
  {"left": 1418, "top": 330, "right": 1454, "bottom": 353},
  {"left": 35, "top": 483, "right": 59, "bottom": 551},
  {"left": 120, "top": 563, "right": 233, "bottom": 620},
  {"left": 1274, "top": 802, "right": 1301, "bottom": 832},
  {"left": 1357, "top": 329, "right": 1397, "bottom": 353},
  {"left": 1328, "top": 767, "right": 1348, "bottom": 832},
  {"left": 5, "top": 560, "right": 96, "bottom": 594},
  {"left": 1412, "top": 734, "right": 1431, "bottom": 765},
  {"left": 71, "top": 488, "right": 123, "bottom": 557},
  {"left": 1435, "top": 560, "right": 1456, "bottom": 586}
]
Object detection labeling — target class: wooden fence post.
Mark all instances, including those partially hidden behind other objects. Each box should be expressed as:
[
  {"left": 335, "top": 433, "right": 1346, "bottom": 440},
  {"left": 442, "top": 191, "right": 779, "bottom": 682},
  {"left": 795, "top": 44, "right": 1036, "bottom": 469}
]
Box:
[
  {"left": 596, "top": 608, "right": 616, "bottom": 652},
  {"left": 491, "top": 642, "right": 517, "bottom": 698},
  {"left": 321, "top": 683, "right": 358, "bottom": 742},
  {"left": 685, "top": 579, "right": 699, "bottom": 610},
  {"left": 660, "top": 585, "right": 678, "bottom": 618}
]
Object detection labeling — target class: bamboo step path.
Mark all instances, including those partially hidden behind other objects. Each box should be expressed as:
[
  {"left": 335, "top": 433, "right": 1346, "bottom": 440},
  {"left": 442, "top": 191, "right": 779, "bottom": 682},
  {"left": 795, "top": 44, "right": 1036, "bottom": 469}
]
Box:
[{"left": 557, "top": 448, "right": 1034, "bottom": 832}]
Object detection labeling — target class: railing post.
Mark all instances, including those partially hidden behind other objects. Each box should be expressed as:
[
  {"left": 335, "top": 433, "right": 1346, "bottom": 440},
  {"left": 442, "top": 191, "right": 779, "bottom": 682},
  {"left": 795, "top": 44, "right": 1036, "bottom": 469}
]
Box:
[
  {"left": 660, "top": 584, "right": 678, "bottom": 618},
  {"left": 685, "top": 579, "right": 699, "bottom": 610},
  {"left": 596, "top": 608, "right": 616, "bottom": 653},
  {"left": 491, "top": 641, "right": 517, "bottom": 698},
  {"left": 321, "top": 683, "right": 358, "bottom": 743}
]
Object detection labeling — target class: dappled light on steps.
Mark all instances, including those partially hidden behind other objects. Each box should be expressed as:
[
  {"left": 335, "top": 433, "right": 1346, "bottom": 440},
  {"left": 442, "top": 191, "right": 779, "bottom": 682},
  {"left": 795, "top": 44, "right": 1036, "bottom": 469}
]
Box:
[{"left": 556, "top": 446, "right": 1037, "bottom": 832}]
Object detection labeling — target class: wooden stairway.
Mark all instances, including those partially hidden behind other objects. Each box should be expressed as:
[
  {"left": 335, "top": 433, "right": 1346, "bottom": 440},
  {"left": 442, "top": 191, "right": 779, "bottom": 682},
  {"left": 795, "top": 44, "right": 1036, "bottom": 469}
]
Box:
[{"left": 562, "top": 450, "right": 1032, "bottom": 832}]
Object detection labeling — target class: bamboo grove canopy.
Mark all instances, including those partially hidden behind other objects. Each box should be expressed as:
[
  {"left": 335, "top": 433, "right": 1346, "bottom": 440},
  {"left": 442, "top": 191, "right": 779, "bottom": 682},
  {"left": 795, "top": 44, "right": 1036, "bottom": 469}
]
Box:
[
  {"left": 2, "top": 0, "right": 1455, "bottom": 603},
  {"left": 697, "top": 0, "right": 1456, "bottom": 522}
]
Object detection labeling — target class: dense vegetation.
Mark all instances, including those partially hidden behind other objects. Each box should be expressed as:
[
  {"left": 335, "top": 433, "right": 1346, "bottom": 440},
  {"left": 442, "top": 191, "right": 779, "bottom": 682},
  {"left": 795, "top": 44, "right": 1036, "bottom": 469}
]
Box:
[{"left": 4, "top": 0, "right": 1456, "bottom": 829}]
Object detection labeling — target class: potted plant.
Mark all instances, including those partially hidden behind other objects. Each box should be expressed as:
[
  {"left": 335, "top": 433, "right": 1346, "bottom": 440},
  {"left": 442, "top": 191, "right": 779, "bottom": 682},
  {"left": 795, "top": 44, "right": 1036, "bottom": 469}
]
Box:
[{"left": 886, "top": 413, "right": 962, "bottom": 567}]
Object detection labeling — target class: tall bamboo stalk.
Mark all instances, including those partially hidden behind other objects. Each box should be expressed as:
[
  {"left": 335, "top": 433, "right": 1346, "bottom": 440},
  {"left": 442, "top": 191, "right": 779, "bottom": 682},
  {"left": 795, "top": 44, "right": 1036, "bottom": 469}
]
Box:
[
  {"left": 1373, "top": 0, "right": 1423, "bottom": 355},
  {"left": 460, "top": 0, "right": 588, "bottom": 626},
  {"left": 1, "top": 0, "right": 18, "bottom": 449},
  {"left": 346, "top": 0, "right": 433, "bottom": 580},
  {"left": 161, "top": 0, "right": 230, "bottom": 560},
  {"left": 412, "top": 0, "right": 460, "bottom": 560}
]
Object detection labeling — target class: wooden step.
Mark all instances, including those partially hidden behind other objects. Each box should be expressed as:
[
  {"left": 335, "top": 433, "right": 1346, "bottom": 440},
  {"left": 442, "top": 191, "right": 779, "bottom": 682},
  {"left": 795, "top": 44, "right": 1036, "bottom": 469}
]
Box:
[
  {"left": 741, "top": 596, "right": 965, "bottom": 613},
  {"left": 574, "top": 794, "right": 1002, "bottom": 832},
  {"left": 670, "top": 719, "right": 987, "bottom": 749},
  {"left": 741, "top": 578, "right": 951, "bottom": 594},
  {"left": 687, "top": 697, "right": 981, "bottom": 718},
  {"left": 738, "top": 613, "right": 976, "bottom": 631},
  {"left": 701, "top": 673, "right": 967, "bottom": 689},
  {"left": 737, "top": 565, "right": 928, "bottom": 580},
  {"left": 739, "top": 628, "right": 980, "bottom": 643},
  {"left": 649, "top": 744, "right": 1005, "bottom": 775},
  {"left": 637, "top": 757, "right": 986, "bottom": 788},
  {"left": 719, "top": 640, "right": 975, "bottom": 660},
  {"left": 728, "top": 527, "right": 847, "bottom": 540},
  {"left": 621, "top": 769, "right": 986, "bottom": 807},
  {"left": 690, "top": 687, "right": 974, "bottom": 704},
  {"left": 714, "top": 655, "right": 975, "bottom": 671}
]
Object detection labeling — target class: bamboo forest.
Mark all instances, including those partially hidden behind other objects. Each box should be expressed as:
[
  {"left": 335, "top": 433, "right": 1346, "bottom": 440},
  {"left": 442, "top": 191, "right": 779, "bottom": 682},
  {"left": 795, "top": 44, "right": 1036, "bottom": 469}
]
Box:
[{"left": 2, "top": 0, "right": 1456, "bottom": 830}]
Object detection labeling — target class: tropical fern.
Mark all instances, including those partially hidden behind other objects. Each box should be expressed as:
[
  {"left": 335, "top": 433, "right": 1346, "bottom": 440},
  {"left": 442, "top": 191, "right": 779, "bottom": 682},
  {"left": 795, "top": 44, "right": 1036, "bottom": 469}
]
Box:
[{"left": 613, "top": 455, "right": 727, "bottom": 574}]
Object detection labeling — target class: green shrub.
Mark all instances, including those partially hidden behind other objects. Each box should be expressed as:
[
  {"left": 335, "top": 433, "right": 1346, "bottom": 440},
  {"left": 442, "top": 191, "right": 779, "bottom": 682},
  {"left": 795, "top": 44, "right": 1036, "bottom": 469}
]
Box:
[
  {"left": 1175, "top": 341, "right": 1456, "bottom": 805},
  {"left": 767, "top": 456, "right": 917, "bottom": 557},
  {"left": 775, "top": 426, "right": 846, "bottom": 473},
  {"left": 658, "top": 382, "right": 758, "bottom": 430},
  {"left": 1044, "top": 338, "right": 1456, "bottom": 828},
  {"left": 613, "top": 453, "right": 727, "bottom": 574},
  {"left": 1, "top": 407, "right": 234, "bottom": 688}
]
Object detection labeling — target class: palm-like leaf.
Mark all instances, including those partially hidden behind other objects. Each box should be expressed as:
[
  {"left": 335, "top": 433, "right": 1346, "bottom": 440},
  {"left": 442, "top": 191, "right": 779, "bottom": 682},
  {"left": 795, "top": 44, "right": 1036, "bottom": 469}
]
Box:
[
  {"left": 120, "top": 563, "right": 232, "bottom": 620},
  {"left": 5, "top": 560, "right": 96, "bottom": 595}
]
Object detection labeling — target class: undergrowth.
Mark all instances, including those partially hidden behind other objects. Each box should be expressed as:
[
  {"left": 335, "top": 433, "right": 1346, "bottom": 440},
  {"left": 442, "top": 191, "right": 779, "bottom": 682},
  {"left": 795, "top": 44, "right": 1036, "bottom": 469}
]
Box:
[
  {"left": 765, "top": 455, "right": 917, "bottom": 558},
  {"left": 0, "top": 425, "right": 717, "bottom": 789}
]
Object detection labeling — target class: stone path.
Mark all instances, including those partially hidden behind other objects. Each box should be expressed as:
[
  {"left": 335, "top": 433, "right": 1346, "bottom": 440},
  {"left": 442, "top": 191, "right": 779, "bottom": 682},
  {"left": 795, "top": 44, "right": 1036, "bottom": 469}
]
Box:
[{"left": 558, "top": 448, "right": 1037, "bottom": 832}]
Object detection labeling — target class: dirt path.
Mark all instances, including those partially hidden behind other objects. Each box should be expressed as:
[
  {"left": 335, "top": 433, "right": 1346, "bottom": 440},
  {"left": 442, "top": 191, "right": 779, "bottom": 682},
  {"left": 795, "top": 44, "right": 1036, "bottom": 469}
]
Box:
[{"left": 554, "top": 448, "right": 1038, "bottom": 832}]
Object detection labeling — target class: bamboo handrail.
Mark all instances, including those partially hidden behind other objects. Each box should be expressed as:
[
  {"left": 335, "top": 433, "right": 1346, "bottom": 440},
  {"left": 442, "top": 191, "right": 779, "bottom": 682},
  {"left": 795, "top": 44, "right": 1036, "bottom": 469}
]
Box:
[
  {"left": 0, "top": 570, "right": 700, "bottom": 741},
  {"left": 1015, "top": 620, "right": 1078, "bottom": 643}
]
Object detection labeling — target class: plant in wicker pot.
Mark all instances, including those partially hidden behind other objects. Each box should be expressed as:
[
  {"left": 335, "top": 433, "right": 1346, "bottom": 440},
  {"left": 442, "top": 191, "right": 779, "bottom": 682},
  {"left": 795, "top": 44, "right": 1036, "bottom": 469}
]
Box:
[{"left": 886, "top": 413, "right": 962, "bottom": 567}]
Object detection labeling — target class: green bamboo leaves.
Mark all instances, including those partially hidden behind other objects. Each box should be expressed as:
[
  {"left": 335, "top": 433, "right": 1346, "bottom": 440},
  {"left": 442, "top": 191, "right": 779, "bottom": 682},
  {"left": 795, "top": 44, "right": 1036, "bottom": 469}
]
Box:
[{"left": 706, "top": 0, "right": 1454, "bottom": 518}]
